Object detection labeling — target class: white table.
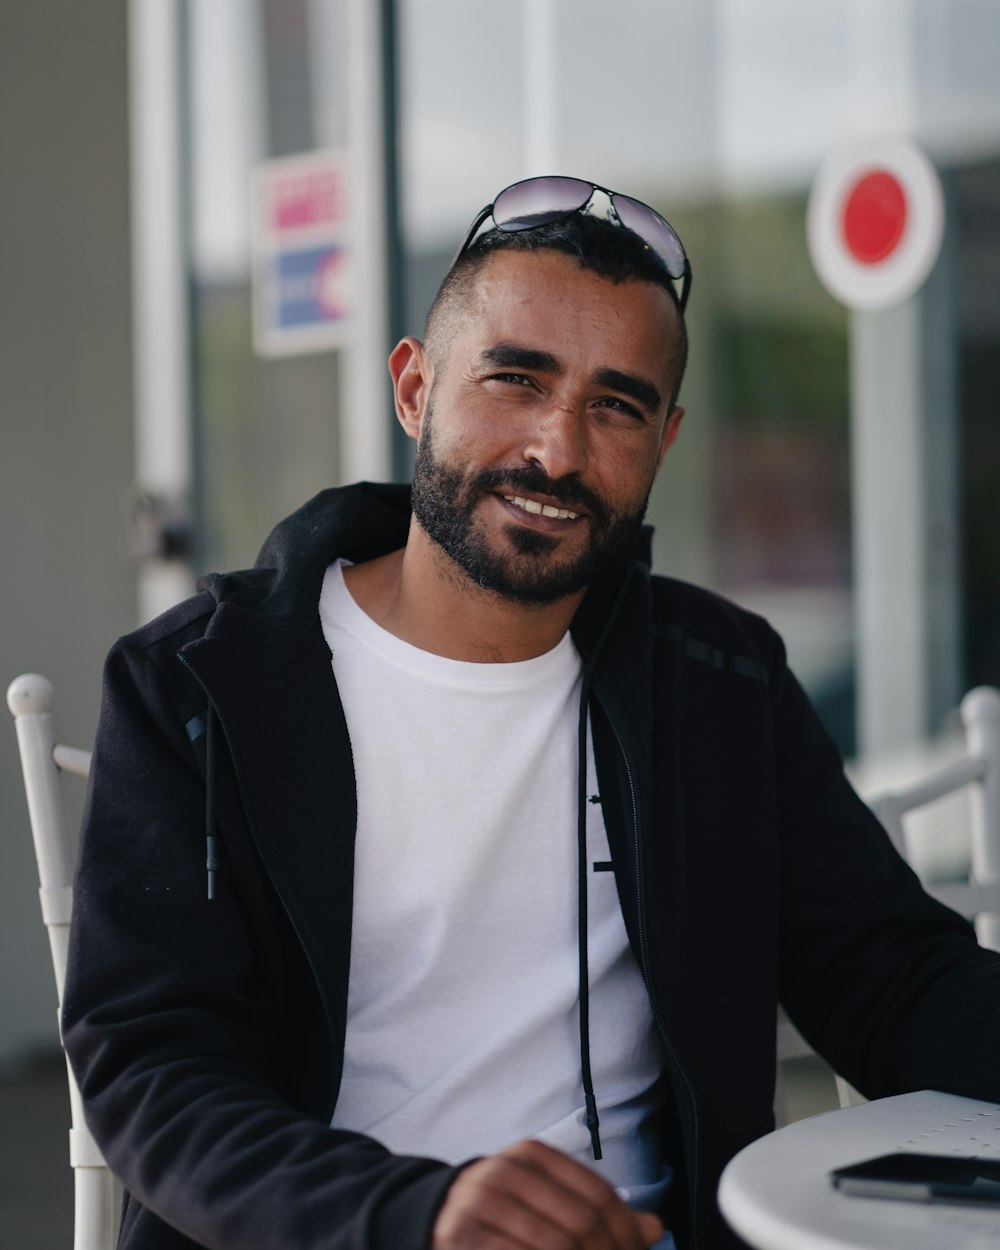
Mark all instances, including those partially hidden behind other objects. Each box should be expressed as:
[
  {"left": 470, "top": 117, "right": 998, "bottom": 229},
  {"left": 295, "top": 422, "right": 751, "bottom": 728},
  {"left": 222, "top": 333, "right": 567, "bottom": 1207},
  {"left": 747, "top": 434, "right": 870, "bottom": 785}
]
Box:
[{"left": 718, "top": 1090, "right": 1000, "bottom": 1249}]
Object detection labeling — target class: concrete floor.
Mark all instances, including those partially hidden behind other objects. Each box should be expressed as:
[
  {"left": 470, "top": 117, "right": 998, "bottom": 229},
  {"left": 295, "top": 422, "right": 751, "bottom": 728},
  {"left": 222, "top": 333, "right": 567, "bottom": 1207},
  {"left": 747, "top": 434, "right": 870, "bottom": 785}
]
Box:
[{"left": 0, "top": 1046, "right": 841, "bottom": 1250}]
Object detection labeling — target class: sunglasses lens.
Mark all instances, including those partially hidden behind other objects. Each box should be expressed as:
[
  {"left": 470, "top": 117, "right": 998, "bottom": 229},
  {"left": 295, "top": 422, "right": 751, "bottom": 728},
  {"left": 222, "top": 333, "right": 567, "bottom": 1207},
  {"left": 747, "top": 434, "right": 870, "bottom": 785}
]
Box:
[
  {"left": 492, "top": 176, "right": 593, "bottom": 231},
  {"left": 459, "top": 178, "right": 690, "bottom": 310},
  {"left": 612, "top": 194, "right": 687, "bottom": 278}
]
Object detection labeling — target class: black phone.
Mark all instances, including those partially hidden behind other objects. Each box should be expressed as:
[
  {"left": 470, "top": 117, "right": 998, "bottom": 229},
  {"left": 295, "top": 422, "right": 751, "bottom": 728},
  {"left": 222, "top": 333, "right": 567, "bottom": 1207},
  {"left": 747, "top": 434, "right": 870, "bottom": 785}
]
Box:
[{"left": 830, "top": 1152, "right": 1000, "bottom": 1206}]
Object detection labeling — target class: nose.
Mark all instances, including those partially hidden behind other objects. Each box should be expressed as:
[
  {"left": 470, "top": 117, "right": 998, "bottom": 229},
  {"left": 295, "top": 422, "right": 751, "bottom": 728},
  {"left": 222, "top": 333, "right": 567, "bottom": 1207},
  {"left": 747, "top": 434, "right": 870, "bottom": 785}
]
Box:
[{"left": 521, "top": 403, "right": 588, "bottom": 481}]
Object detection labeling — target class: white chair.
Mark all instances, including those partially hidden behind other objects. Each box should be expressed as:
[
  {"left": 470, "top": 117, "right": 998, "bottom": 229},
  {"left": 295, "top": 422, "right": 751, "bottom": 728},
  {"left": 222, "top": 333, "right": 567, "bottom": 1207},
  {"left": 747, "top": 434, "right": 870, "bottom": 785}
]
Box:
[
  {"left": 777, "top": 685, "right": 1000, "bottom": 1121},
  {"left": 7, "top": 673, "right": 117, "bottom": 1250},
  {"left": 868, "top": 686, "right": 1000, "bottom": 954}
]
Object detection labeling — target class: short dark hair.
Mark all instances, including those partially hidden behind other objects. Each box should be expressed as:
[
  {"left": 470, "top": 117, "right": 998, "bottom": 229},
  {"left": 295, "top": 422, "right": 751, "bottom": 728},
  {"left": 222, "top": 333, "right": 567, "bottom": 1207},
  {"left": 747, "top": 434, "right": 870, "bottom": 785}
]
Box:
[{"left": 425, "top": 214, "right": 689, "bottom": 410}]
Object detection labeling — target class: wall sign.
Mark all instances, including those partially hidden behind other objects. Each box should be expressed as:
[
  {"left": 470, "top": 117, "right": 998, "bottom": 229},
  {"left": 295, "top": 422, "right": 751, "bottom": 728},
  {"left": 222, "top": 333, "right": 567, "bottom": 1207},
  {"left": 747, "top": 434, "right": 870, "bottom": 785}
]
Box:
[
  {"left": 807, "top": 137, "right": 945, "bottom": 310},
  {"left": 252, "top": 150, "right": 352, "bottom": 357}
]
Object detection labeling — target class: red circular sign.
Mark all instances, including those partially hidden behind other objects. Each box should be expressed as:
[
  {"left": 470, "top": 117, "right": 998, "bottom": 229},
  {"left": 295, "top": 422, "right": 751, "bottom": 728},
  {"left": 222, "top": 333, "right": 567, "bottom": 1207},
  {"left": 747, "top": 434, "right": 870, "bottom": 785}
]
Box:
[
  {"left": 808, "top": 138, "right": 944, "bottom": 309},
  {"left": 842, "top": 170, "right": 908, "bottom": 265}
]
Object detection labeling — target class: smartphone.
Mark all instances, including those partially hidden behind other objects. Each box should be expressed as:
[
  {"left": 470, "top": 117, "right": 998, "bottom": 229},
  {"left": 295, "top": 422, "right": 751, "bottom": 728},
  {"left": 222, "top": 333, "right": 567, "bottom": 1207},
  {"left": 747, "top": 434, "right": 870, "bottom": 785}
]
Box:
[{"left": 830, "top": 1152, "right": 1000, "bottom": 1206}]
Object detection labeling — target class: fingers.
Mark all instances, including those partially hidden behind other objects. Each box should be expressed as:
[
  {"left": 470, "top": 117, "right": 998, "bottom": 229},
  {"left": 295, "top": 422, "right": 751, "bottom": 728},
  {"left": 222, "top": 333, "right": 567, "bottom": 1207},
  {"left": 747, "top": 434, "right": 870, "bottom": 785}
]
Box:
[{"left": 433, "top": 1139, "right": 664, "bottom": 1250}]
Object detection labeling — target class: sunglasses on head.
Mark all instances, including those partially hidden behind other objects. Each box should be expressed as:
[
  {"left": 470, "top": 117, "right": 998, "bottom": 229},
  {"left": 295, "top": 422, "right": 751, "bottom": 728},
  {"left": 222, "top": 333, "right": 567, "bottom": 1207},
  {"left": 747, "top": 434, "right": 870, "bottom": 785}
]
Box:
[{"left": 453, "top": 176, "right": 692, "bottom": 314}]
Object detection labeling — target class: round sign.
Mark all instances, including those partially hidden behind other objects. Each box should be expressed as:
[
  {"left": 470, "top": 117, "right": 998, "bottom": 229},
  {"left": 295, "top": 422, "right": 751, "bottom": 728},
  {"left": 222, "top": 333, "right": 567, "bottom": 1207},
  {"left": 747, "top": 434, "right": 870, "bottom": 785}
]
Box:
[{"left": 807, "top": 137, "right": 944, "bottom": 310}]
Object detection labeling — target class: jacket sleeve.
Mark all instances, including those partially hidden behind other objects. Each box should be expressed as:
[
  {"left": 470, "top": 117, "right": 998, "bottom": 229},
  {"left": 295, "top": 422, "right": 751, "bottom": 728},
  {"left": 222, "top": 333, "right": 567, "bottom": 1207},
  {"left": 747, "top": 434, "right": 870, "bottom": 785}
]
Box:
[
  {"left": 61, "top": 635, "right": 463, "bottom": 1250},
  {"left": 770, "top": 638, "right": 1000, "bottom": 1101}
]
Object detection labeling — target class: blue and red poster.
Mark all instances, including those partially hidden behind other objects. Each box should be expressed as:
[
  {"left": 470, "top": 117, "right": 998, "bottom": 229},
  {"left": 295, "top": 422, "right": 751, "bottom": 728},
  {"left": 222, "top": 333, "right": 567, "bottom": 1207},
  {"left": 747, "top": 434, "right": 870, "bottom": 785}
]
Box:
[{"left": 253, "top": 150, "right": 352, "bottom": 356}]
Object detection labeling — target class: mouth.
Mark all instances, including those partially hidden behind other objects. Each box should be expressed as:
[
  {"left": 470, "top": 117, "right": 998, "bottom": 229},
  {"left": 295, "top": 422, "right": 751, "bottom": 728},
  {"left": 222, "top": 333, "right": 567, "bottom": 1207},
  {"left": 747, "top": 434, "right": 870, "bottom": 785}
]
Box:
[{"left": 502, "top": 494, "right": 580, "bottom": 521}]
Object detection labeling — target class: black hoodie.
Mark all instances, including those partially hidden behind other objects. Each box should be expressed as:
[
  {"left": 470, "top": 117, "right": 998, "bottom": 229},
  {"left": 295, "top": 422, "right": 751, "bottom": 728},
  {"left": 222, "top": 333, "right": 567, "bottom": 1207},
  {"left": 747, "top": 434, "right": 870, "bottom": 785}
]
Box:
[{"left": 62, "top": 483, "right": 1000, "bottom": 1250}]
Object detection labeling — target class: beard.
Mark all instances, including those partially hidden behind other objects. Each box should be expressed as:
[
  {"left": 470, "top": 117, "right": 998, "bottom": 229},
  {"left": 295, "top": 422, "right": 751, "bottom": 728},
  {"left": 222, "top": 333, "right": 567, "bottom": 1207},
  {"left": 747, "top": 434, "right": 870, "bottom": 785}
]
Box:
[{"left": 410, "top": 405, "right": 650, "bottom": 606}]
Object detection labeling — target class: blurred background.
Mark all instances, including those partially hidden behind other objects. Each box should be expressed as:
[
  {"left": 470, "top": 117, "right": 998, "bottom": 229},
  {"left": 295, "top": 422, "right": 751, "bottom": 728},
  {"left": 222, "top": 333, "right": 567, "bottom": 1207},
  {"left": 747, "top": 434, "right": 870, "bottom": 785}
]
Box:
[{"left": 2, "top": 0, "right": 1000, "bottom": 1243}]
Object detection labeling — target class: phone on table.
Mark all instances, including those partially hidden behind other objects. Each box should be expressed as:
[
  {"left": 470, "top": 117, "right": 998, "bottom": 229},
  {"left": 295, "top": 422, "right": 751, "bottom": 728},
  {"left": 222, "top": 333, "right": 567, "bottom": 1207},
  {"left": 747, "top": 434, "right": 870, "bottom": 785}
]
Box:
[{"left": 830, "top": 1152, "right": 1000, "bottom": 1206}]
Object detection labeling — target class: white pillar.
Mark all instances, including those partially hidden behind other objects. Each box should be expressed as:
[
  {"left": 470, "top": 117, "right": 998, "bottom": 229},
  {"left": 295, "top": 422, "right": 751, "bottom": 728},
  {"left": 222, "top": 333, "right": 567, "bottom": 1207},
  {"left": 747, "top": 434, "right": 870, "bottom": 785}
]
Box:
[
  {"left": 522, "top": 0, "right": 557, "bottom": 175},
  {"left": 851, "top": 302, "right": 927, "bottom": 756},
  {"left": 128, "top": 0, "right": 194, "bottom": 622},
  {"left": 850, "top": 252, "right": 962, "bottom": 760},
  {"left": 342, "top": 0, "right": 393, "bottom": 484},
  {"left": 845, "top": 0, "right": 916, "bottom": 133},
  {"left": 845, "top": 0, "right": 960, "bottom": 757}
]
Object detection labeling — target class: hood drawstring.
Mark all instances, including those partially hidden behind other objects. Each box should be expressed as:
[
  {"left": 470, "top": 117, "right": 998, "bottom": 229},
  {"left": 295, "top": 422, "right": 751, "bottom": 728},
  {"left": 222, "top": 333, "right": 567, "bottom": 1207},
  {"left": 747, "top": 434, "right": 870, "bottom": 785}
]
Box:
[
  {"left": 191, "top": 553, "right": 640, "bottom": 1134},
  {"left": 205, "top": 704, "right": 219, "bottom": 901},
  {"left": 577, "top": 663, "right": 602, "bottom": 1160},
  {"left": 575, "top": 562, "right": 639, "bottom": 1163}
]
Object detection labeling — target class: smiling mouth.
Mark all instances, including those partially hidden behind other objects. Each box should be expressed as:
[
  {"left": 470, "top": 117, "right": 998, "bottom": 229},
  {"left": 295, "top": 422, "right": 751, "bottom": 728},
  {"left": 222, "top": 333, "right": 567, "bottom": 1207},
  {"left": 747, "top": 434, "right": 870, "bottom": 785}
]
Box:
[{"left": 503, "top": 494, "right": 579, "bottom": 521}]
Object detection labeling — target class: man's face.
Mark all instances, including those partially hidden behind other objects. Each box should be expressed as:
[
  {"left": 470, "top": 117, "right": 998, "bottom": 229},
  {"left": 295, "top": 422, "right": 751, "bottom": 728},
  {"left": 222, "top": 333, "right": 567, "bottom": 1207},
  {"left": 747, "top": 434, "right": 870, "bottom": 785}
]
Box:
[{"left": 404, "top": 249, "right": 685, "bottom": 605}]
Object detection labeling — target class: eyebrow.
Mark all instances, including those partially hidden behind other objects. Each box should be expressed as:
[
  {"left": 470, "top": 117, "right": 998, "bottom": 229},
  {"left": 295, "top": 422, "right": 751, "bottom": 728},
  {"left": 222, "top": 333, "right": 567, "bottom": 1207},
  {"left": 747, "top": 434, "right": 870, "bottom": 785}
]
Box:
[
  {"left": 480, "top": 344, "right": 561, "bottom": 373},
  {"left": 481, "top": 345, "right": 663, "bottom": 414},
  {"left": 594, "top": 368, "right": 662, "bottom": 415}
]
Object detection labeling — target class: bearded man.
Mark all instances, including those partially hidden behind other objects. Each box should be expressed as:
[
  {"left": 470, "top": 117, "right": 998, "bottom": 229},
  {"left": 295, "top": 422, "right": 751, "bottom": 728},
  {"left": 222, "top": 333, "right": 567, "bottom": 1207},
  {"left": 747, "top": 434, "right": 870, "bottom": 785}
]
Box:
[{"left": 63, "top": 177, "right": 1000, "bottom": 1250}]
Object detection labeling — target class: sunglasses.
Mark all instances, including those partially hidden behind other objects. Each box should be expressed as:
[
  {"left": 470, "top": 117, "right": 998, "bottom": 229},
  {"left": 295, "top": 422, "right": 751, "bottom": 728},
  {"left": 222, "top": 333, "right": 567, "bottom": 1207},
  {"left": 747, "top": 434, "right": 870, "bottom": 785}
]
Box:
[{"left": 453, "top": 176, "right": 692, "bottom": 313}]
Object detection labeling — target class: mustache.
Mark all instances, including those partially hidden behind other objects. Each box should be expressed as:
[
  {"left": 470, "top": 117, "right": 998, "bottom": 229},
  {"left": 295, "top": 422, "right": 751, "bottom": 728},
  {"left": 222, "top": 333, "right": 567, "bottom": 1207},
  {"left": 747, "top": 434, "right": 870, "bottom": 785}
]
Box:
[{"left": 470, "top": 466, "right": 611, "bottom": 525}]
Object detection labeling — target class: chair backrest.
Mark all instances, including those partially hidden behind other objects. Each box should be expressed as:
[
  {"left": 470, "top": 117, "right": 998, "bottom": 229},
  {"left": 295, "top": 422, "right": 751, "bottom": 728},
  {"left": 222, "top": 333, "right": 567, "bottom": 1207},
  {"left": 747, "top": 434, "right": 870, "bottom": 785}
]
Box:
[
  {"left": 777, "top": 685, "right": 1000, "bottom": 1121},
  {"left": 867, "top": 686, "right": 1000, "bottom": 954},
  {"left": 7, "top": 673, "right": 116, "bottom": 1250}
]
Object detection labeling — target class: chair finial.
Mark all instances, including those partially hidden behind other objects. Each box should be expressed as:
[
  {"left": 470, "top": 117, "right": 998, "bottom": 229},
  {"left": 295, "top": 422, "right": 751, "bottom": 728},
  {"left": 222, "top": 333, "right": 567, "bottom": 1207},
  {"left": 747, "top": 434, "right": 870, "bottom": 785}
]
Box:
[
  {"left": 961, "top": 687, "right": 1000, "bottom": 730},
  {"left": 6, "top": 673, "right": 54, "bottom": 718}
]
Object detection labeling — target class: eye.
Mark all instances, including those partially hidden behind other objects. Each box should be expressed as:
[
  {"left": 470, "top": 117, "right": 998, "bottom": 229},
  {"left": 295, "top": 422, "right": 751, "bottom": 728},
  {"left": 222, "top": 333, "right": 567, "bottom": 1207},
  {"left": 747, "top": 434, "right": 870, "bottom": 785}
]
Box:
[
  {"left": 595, "top": 395, "right": 643, "bottom": 422},
  {"left": 489, "top": 372, "right": 536, "bottom": 387}
]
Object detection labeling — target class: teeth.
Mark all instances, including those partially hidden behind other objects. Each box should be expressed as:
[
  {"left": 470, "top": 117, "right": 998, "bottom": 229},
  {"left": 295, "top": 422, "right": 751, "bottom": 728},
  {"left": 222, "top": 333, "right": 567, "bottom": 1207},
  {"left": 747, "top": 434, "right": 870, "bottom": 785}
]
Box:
[{"left": 504, "top": 495, "right": 578, "bottom": 521}]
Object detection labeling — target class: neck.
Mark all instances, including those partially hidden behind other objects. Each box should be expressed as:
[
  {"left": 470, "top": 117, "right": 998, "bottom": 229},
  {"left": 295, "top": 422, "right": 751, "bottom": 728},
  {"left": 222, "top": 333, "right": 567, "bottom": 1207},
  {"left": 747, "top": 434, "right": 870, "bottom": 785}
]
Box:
[{"left": 342, "top": 521, "right": 583, "bottom": 662}]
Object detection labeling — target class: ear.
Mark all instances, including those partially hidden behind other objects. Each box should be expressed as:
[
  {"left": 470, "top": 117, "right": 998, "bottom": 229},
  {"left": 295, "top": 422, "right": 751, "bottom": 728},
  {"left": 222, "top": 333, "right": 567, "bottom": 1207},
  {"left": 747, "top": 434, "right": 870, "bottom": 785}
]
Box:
[
  {"left": 654, "top": 405, "right": 685, "bottom": 475},
  {"left": 388, "top": 337, "right": 433, "bottom": 441}
]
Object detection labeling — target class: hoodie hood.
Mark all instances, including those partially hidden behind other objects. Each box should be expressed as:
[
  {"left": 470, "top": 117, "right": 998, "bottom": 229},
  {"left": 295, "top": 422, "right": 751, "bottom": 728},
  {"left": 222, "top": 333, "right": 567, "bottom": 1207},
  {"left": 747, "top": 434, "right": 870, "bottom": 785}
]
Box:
[{"left": 198, "top": 483, "right": 414, "bottom": 621}]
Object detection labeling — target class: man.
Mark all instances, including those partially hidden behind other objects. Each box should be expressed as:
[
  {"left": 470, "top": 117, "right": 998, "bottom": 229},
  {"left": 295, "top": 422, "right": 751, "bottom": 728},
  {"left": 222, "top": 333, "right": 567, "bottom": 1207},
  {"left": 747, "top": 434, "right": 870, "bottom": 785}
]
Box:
[{"left": 63, "top": 177, "right": 1000, "bottom": 1250}]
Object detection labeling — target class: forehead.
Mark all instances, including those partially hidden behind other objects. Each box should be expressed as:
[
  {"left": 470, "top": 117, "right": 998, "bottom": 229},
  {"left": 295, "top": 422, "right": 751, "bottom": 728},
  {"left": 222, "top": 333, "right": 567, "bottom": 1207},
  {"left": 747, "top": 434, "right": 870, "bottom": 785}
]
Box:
[{"left": 451, "top": 249, "right": 680, "bottom": 395}]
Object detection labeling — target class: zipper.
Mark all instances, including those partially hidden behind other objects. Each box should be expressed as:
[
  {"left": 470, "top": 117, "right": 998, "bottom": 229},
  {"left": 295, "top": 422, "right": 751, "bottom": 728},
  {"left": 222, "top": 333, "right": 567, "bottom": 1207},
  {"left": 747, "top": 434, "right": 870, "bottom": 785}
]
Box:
[
  {"left": 177, "top": 651, "right": 343, "bottom": 1116},
  {"left": 601, "top": 694, "right": 701, "bottom": 1250}
]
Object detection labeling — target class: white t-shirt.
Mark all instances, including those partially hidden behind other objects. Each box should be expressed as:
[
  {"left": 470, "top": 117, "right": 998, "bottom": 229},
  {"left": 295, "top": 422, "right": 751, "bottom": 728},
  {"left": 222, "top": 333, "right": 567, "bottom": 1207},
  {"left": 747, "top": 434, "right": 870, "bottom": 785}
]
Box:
[{"left": 320, "top": 559, "right": 667, "bottom": 1192}]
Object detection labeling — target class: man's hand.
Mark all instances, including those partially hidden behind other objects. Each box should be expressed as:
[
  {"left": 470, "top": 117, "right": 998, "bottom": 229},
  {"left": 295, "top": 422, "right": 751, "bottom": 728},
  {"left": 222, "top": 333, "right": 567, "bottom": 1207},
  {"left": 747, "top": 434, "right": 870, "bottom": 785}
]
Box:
[{"left": 433, "top": 1139, "right": 664, "bottom": 1250}]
